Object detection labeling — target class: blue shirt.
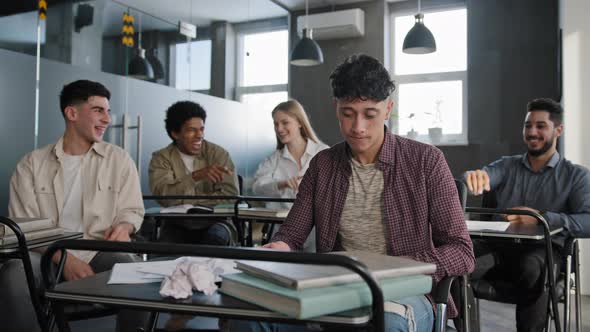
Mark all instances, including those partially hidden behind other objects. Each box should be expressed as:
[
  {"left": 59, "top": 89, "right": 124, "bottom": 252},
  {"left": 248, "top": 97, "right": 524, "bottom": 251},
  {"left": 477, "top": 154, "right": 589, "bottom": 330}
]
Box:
[{"left": 479, "top": 151, "right": 590, "bottom": 242}]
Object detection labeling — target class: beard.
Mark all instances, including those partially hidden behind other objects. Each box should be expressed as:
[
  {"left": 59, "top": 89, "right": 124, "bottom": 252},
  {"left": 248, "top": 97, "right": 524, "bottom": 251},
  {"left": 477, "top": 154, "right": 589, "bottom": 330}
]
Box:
[{"left": 527, "top": 139, "right": 553, "bottom": 157}]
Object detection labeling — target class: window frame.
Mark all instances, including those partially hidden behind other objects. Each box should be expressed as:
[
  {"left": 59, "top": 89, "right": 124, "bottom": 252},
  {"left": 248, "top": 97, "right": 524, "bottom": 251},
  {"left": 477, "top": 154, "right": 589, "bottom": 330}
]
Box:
[
  {"left": 389, "top": 4, "right": 468, "bottom": 146},
  {"left": 170, "top": 38, "right": 213, "bottom": 95},
  {"left": 235, "top": 25, "right": 289, "bottom": 102}
]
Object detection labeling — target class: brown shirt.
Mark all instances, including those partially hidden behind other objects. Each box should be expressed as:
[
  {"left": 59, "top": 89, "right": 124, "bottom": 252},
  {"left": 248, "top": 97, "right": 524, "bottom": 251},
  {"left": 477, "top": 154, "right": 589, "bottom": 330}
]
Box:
[{"left": 148, "top": 141, "right": 239, "bottom": 207}]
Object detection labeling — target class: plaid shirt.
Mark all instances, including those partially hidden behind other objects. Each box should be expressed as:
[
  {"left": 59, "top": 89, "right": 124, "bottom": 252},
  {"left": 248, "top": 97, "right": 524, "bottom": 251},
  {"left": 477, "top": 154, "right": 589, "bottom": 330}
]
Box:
[{"left": 272, "top": 130, "right": 475, "bottom": 317}]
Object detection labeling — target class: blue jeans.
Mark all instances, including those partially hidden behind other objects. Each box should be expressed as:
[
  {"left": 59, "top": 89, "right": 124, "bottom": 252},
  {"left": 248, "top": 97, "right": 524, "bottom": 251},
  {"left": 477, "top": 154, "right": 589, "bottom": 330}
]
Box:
[
  {"left": 159, "top": 220, "right": 233, "bottom": 245},
  {"left": 227, "top": 295, "right": 434, "bottom": 332}
]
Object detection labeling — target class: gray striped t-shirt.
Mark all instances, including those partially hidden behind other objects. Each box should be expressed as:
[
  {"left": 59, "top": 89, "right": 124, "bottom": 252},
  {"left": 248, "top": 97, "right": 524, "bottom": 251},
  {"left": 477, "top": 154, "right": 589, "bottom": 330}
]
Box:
[{"left": 336, "top": 158, "right": 387, "bottom": 254}]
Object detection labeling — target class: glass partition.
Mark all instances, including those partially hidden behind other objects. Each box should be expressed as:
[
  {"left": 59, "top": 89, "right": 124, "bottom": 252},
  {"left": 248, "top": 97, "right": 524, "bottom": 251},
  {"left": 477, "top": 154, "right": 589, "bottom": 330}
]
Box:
[{"left": 0, "top": 0, "right": 289, "bottom": 214}]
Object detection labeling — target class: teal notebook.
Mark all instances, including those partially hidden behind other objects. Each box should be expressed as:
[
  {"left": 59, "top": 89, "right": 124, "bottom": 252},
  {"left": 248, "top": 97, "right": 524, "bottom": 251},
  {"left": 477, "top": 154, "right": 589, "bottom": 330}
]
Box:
[{"left": 220, "top": 272, "right": 432, "bottom": 319}]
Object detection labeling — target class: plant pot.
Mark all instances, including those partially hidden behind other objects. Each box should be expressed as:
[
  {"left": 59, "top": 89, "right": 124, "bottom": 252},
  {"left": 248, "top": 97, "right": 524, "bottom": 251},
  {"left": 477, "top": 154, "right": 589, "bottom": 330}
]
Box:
[
  {"left": 428, "top": 127, "right": 442, "bottom": 144},
  {"left": 406, "top": 129, "right": 418, "bottom": 140}
]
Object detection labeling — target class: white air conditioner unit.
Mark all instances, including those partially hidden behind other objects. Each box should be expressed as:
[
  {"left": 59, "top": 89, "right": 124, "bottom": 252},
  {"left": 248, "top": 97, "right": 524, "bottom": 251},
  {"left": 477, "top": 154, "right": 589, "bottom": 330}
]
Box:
[{"left": 296, "top": 8, "right": 365, "bottom": 40}]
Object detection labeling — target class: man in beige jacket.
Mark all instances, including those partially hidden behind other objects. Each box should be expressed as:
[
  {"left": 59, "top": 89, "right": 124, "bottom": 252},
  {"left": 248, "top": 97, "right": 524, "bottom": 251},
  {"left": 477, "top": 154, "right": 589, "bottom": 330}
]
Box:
[
  {"left": 1, "top": 80, "right": 146, "bottom": 332},
  {"left": 149, "top": 101, "right": 239, "bottom": 245}
]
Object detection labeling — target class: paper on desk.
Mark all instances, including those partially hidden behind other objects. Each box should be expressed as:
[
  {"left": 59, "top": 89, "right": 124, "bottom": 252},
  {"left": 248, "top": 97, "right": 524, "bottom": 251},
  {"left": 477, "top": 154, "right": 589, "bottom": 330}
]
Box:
[
  {"left": 108, "top": 260, "right": 173, "bottom": 284},
  {"left": 467, "top": 220, "right": 510, "bottom": 232},
  {"left": 108, "top": 257, "right": 239, "bottom": 285},
  {"left": 159, "top": 204, "right": 193, "bottom": 213}
]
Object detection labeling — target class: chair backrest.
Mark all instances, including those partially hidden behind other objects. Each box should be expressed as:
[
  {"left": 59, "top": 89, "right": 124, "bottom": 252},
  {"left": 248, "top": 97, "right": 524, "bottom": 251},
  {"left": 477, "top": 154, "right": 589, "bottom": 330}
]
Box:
[
  {"left": 479, "top": 190, "right": 497, "bottom": 221},
  {"left": 454, "top": 179, "right": 467, "bottom": 211},
  {"left": 434, "top": 180, "right": 470, "bottom": 332},
  {"left": 238, "top": 174, "right": 243, "bottom": 195}
]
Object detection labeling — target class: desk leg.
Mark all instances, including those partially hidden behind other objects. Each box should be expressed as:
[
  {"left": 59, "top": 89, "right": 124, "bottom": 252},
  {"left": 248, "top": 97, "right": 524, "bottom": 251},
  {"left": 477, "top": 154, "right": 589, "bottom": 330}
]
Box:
[
  {"left": 247, "top": 221, "right": 253, "bottom": 247},
  {"left": 545, "top": 239, "right": 561, "bottom": 332},
  {"left": 18, "top": 241, "right": 49, "bottom": 332},
  {"left": 151, "top": 217, "right": 160, "bottom": 242},
  {"left": 53, "top": 302, "right": 70, "bottom": 332},
  {"left": 575, "top": 241, "right": 582, "bottom": 332},
  {"left": 146, "top": 311, "right": 159, "bottom": 332},
  {"left": 565, "top": 254, "right": 573, "bottom": 332},
  {"left": 261, "top": 223, "right": 276, "bottom": 246}
]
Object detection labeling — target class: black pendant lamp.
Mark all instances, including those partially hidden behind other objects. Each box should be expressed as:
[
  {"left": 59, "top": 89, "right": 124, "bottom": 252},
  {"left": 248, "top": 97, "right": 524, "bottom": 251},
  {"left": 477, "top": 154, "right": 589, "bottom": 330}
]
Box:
[
  {"left": 146, "top": 48, "right": 165, "bottom": 80},
  {"left": 128, "top": 13, "right": 154, "bottom": 80},
  {"left": 402, "top": 0, "right": 436, "bottom": 54},
  {"left": 290, "top": 0, "right": 323, "bottom": 66}
]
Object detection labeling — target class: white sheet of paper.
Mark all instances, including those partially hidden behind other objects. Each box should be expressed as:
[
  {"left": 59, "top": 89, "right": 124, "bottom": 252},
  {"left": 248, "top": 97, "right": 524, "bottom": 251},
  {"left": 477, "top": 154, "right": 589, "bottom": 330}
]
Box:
[
  {"left": 467, "top": 220, "right": 510, "bottom": 232},
  {"left": 108, "top": 260, "right": 174, "bottom": 284},
  {"left": 159, "top": 204, "right": 192, "bottom": 213},
  {"left": 108, "top": 257, "right": 239, "bottom": 284}
]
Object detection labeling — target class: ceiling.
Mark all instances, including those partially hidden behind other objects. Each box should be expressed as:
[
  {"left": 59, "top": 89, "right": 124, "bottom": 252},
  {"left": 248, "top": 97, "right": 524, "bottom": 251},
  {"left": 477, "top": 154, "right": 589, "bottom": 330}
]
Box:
[
  {"left": 111, "top": 0, "right": 374, "bottom": 27},
  {"left": 0, "top": 0, "right": 377, "bottom": 41},
  {"left": 278, "top": 0, "right": 373, "bottom": 11}
]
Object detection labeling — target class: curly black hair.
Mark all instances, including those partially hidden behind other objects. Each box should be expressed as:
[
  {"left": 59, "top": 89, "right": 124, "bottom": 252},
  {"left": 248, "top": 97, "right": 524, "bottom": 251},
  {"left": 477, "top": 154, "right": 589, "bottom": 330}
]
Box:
[
  {"left": 527, "top": 98, "right": 563, "bottom": 126},
  {"left": 165, "top": 101, "right": 207, "bottom": 142},
  {"left": 59, "top": 80, "right": 110, "bottom": 117},
  {"left": 329, "top": 54, "right": 395, "bottom": 102}
]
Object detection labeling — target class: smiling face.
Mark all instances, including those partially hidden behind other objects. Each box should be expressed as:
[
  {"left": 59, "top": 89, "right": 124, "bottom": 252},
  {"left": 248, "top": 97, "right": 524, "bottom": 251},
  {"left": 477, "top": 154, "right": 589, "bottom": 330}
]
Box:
[
  {"left": 65, "top": 96, "right": 111, "bottom": 145},
  {"left": 523, "top": 110, "right": 562, "bottom": 157},
  {"left": 335, "top": 97, "right": 393, "bottom": 163},
  {"left": 273, "top": 111, "right": 302, "bottom": 146},
  {"left": 172, "top": 117, "right": 205, "bottom": 155}
]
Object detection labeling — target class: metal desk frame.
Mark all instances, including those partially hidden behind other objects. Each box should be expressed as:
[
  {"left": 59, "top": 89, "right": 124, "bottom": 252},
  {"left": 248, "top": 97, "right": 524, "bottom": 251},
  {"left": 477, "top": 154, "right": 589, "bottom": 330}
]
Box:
[
  {"left": 41, "top": 240, "right": 386, "bottom": 332},
  {"left": 465, "top": 207, "right": 562, "bottom": 332},
  {"left": 0, "top": 216, "right": 82, "bottom": 332}
]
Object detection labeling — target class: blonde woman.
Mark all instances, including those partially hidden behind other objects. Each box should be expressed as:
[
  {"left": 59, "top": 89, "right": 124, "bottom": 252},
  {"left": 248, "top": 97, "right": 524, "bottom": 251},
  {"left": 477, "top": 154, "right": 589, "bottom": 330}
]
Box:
[{"left": 252, "top": 100, "right": 328, "bottom": 252}]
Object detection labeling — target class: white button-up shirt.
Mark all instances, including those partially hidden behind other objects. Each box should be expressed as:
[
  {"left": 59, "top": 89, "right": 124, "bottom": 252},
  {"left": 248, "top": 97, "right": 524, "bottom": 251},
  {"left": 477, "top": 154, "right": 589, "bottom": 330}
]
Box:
[{"left": 252, "top": 139, "right": 329, "bottom": 210}]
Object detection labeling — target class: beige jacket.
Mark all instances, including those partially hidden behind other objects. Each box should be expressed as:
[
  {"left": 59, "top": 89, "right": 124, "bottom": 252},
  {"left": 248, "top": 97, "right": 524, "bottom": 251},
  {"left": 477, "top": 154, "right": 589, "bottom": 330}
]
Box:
[
  {"left": 8, "top": 138, "right": 144, "bottom": 261},
  {"left": 148, "top": 141, "right": 239, "bottom": 207}
]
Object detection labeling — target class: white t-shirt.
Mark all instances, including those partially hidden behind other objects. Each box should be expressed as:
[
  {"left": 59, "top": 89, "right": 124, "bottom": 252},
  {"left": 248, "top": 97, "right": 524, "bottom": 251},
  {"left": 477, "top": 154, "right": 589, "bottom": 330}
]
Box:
[
  {"left": 178, "top": 149, "right": 197, "bottom": 174},
  {"left": 60, "top": 153, "right": 84, "bottom": 233}
]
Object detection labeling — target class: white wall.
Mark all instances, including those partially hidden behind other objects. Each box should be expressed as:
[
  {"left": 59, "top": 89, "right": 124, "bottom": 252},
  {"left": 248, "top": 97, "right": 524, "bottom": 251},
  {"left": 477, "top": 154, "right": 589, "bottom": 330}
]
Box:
[{"left": 561, "top": 0, "right": 590, "bottom": 294}]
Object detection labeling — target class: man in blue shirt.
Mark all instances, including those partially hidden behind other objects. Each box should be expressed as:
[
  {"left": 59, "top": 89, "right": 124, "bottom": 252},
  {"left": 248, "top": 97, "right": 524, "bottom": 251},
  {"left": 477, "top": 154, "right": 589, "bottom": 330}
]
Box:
[{"left": 465, "top": 98, "right": 590, "bottom": 332}]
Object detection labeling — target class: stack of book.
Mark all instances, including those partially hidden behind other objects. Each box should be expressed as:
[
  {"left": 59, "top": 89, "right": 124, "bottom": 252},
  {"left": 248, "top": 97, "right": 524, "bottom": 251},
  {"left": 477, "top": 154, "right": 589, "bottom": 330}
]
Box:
[
  {"left": 219, "top": 251, "right": 436, "bottom": 319},
  {"left": 0, "top": 217, "right": 63, "bottom": 245}
]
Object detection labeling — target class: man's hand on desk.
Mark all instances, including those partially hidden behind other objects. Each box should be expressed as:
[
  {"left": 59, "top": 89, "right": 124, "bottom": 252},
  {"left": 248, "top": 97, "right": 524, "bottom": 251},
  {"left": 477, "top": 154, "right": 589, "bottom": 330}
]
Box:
[
  {"left": 262, "top": 241, "right": 291, "bottom": 251},
  {"left": 104, "top": 222, "right": 134, "bottom": 241},
  {"left": 504, "top": 206, "right": 539, "bottom": 225},
  {"left": 192, "top": 165, "right": 232, "bottom": 183},
  {"left": 465, "top": 169, "right": 491, "bottom": 195},
  {"left": 53, "top": 251, "right": 95, "bottom": 281}
]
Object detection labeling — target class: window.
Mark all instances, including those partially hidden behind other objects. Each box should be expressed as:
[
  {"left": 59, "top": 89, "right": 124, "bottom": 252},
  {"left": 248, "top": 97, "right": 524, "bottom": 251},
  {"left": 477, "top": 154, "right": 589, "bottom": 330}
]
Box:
[
  {"left": 236, "top": 29, "right": 289, "bottom": 114},
  {"left": 173, "top": 39, "right": 212, "bottom": 92},
  {"left": 390, "top": 7, "right": 467, "bottom": 145}
]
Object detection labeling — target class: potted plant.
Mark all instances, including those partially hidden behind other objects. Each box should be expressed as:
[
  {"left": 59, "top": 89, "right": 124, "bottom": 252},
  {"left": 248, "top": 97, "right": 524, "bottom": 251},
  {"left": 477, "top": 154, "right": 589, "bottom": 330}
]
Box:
[
  {"left": 406, "top": 113, "right": 418, "bottom": 140},
  {"left": 425, "top": 99, "right": 443, "bottom": 144}
]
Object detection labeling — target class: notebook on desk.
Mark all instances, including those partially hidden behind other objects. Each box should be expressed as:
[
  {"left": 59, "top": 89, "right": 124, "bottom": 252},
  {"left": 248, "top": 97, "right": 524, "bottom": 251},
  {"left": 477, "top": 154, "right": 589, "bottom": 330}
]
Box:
[
  {"left": 0, "top": 217, "right": 54, "bottom": 237},
  {"left": 235, "top": 251, "right": 436, "bottom": 290},
  {"left": 158, "top": 204, "right": 214, "bottom": 214},
  {"left": 237, "top": 207, "right": 290, "bottom": 218},
  {"left": 220, "top": 272, "right": 432, "bottom": 319}
]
